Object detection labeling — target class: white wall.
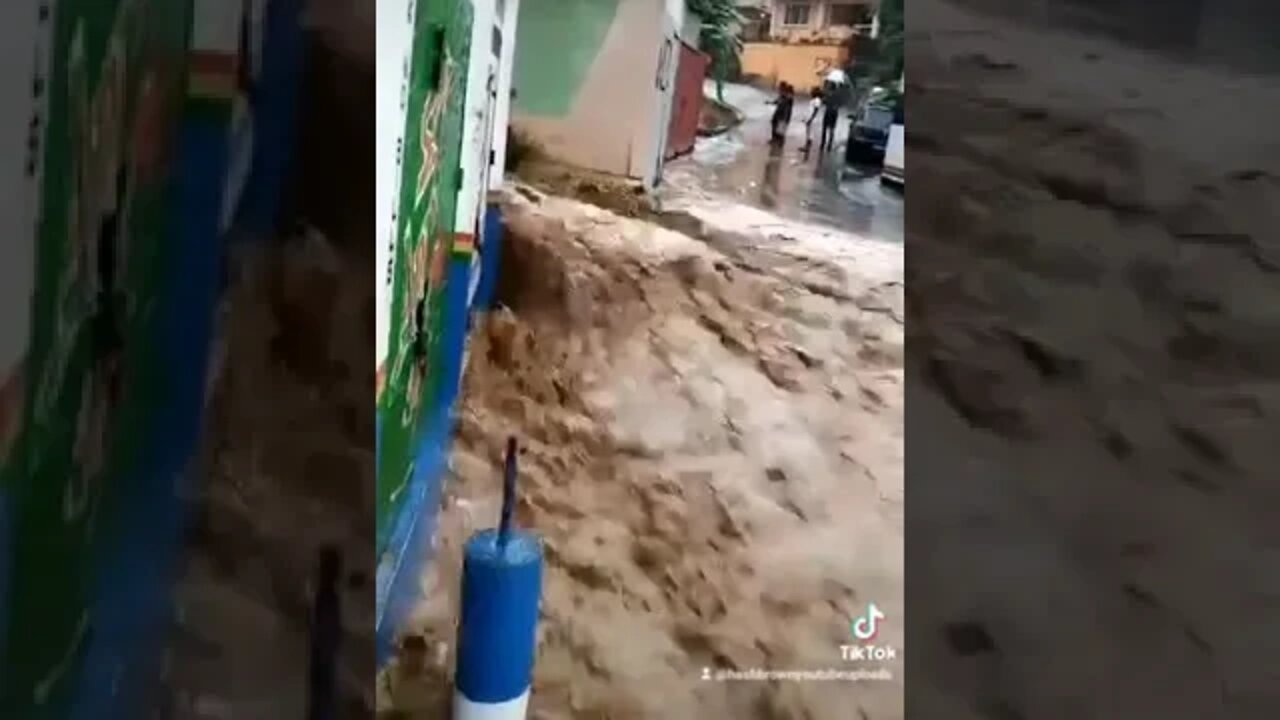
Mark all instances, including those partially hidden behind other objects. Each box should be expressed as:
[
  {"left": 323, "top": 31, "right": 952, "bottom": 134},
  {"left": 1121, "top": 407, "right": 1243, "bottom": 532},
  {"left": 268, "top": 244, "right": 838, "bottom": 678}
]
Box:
[
  {"left": 192, "top": 0, "right": 244, "bottom": 54},
  {"left": 455, "top": 0, "right": 497, "bottom": 235},
  {"left": 488, "top": 0, "right": 521, "bottom": 191},
  {"left": 218, "top": 0, "right": 266, "bottom": 232},
  {"left": 682, "top": 10, "right": 703, "bottom": 43},
  {"left": 0, "top": 0, "right": 48, "bottom": 423},
  {"left": 375, "top": 0, "right": 416, "bottom": 372},
  {"left": 648, "top": 0, "right": 685, "bottom": 187},
  {"left": 665, "top": 0, "right": 685, "bottom": 27}
]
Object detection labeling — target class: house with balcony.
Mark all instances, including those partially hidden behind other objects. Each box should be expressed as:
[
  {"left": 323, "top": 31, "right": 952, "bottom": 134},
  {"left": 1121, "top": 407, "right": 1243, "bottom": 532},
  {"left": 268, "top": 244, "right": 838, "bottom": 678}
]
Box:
[
  {"left": 741, "top": 0, "right": 876, "bottom": 90},
  {"left": 734, "top": 0, "right": 771, "bottom": 41}
]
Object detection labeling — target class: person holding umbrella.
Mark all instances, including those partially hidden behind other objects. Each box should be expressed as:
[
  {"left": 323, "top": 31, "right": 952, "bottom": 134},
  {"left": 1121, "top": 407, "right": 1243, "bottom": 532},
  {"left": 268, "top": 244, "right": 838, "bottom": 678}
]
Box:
[{"left": 820, "top": 69, "right": 849, "bottom": 153}]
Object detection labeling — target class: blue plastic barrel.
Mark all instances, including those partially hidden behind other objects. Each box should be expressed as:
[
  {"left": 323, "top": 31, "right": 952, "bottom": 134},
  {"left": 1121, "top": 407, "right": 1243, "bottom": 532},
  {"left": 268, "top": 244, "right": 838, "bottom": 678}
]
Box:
[{"left": 453, "top": 439, "right": 542, "bottom": 718}]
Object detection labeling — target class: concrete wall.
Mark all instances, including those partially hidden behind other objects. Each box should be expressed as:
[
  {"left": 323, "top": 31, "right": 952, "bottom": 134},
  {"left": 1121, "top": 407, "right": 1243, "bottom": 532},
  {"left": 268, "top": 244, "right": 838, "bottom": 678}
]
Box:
[
  {"left": 512, "top": 0, "right": 667, "bottom": 184},
  {"left": 742, "top": 40, "right": 848, "bottom": 89}
]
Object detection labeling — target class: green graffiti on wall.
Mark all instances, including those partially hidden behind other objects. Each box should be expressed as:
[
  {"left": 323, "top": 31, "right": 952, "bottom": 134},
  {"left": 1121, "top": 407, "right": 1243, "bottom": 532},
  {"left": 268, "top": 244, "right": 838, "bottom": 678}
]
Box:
[
  {"left": 376, "top": 0, "right": 472, "bottom": 552},
  {"left": 0, "top": 0, "right": 190, "bottom": 713},
  {"left": 513, "top": 0, "right": 620, "bottom": 117}
]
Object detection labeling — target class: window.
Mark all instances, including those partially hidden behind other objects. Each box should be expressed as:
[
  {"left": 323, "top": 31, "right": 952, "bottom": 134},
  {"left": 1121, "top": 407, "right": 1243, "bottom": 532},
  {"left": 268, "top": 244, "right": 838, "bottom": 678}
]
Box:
[
  {"left": 862, "top": 106, "right": 894, "bottom": 130},
  {"left": 783, "top": 3, "right": 811, "bottom": 26},
  {"left": 828, "top": 3, "right": 873, "bottom": 27}
]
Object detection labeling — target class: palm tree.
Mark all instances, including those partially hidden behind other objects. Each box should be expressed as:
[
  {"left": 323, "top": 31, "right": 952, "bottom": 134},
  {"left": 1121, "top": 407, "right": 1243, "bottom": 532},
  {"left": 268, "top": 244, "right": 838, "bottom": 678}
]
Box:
[
  {"left": 847, "top": 0, "right": 903, "bottom": 103},
  {"left": 688, "top": 0, "right": 743, "bottom": 104},
  {"left": 877, "top": 0, "right": 904, "bottom": 82}
]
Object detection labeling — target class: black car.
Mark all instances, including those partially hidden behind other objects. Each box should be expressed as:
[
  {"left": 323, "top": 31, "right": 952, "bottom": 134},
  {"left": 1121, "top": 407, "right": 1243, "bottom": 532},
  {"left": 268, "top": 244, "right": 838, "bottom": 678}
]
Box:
[{"left": 845, "top": 101, "right": 896, "bottom": 164}]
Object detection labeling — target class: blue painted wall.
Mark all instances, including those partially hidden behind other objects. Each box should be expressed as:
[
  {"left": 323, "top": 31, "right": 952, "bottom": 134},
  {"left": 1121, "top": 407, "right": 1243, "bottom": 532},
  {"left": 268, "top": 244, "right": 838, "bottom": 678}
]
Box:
[
  {"left": 376, "top": 252, "right": 476, "bottom": 664},
  {"left": 67, "top": 0, "right": 305, "bottom": 715}
]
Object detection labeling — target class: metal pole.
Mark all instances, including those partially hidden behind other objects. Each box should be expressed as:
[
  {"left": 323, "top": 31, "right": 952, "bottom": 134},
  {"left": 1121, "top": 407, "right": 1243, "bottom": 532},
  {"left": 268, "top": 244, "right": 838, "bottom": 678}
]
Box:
[
  {"left": 497, "top": 436, "right": 518, "bottom": 551},
  {"left": 307, "top": 545, "right": 342, "bottom": 720}
]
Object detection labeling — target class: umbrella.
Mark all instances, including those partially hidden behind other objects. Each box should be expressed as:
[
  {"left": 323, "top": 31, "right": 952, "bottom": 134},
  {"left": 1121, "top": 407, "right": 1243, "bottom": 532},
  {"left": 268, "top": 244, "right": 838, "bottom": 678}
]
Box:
[{"left": 824, "top": 68, "right": 849, "bottom": 85}]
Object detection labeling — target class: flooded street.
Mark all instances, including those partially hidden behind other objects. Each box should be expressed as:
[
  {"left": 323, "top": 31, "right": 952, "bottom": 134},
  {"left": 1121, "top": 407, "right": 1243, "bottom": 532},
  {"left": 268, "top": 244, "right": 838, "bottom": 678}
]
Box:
[
  {"left": 661, "top": 82, "right": 903, "bottom": 243},
  {"left": 395, "top": 76, "right": 905, "bottom": 717},
  {"left": 408, "top": 187, "right": 904, "bottom": 719}
]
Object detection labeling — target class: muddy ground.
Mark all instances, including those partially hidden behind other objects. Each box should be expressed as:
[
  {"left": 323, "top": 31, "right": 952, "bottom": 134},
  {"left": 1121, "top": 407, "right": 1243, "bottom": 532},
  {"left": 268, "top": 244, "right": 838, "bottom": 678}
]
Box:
[
  {"left": 395, "top": 187, "right": 904, "bottom": 720},
  {"left": 168, "top": 230, "right": 376, "bottom": 719},
  {"left": 163, "top": 9, "right": 377, "bottom": 717},
  {"left": 907, "top": 0, "right": 1279, "bottom": 717}
]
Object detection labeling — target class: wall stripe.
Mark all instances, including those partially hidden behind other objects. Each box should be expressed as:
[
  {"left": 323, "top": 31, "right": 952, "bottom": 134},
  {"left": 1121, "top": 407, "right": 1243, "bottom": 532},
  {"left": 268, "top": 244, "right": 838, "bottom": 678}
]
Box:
[
  {"left": 187, "top": 51, "right": 239, "bottom": 100},
  {"left": 454, "top": 688, "right": 531, "bottom": 720},
  {"left": 451, "top": 232, "right": 477, "bottom": 257}
]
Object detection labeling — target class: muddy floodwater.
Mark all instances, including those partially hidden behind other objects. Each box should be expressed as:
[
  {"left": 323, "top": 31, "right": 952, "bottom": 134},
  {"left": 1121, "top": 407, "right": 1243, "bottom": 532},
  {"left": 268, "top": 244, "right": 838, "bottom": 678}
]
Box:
[{"left": 404, "top": 177, "right": 905, "bottom": 718}]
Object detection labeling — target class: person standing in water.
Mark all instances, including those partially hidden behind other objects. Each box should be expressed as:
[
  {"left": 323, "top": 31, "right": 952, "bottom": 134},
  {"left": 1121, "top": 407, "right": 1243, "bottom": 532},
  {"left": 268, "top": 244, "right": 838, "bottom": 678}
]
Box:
[
  {"left": 819, "top": 85, "right": 843, "bottom": 153},
  {"left": 802, "top": 86, "right": 824, "bottom": 155},
  {"left": 769, "top": 82, "right": 795, "bottom": 146}
]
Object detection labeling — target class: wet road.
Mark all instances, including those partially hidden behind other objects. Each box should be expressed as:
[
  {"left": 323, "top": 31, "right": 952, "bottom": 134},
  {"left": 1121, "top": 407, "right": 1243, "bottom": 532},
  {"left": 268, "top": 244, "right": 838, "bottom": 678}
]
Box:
[{"left": 660, "top": 82, "right": 903, "bottom": 243}]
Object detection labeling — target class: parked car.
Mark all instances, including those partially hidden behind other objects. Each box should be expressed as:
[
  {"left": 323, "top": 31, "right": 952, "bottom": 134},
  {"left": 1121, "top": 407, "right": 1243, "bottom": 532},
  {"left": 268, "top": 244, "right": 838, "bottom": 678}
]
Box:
[
  {"left": 864, "top": 85, "right": 892, "bottom": 105},
  {"left": 881, "top": 122, "right": 904, "bottom": 187},
  {"left": 845, "top": 100, "right": 895, "bottom": 164}
]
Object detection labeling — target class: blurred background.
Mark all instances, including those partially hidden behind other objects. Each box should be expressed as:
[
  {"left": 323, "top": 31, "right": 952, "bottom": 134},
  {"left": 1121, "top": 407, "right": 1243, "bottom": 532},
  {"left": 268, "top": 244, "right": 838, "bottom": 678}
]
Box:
[{"left": 0, "top": 0, "right": 375, "bottom": 717}]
